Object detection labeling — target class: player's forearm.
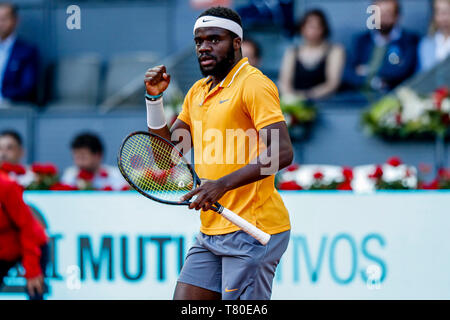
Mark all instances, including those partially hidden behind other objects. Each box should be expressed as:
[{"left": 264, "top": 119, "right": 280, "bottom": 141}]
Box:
[
  {"left": 218, "top": 145, "right": 293, "bottom": 192},
  {"left": 148, "top": 125, "right": 171, "bottom": 142}
]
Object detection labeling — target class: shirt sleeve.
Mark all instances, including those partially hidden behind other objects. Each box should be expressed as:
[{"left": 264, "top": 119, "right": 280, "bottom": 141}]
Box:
[
  {"left": 2, "top": 179, "right": 47, "bottom": 279},
  {"left": 242, "top": 74, "right": 286, "bottom": 131}
]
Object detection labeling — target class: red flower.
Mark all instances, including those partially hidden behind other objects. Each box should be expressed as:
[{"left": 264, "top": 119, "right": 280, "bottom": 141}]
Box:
[
  {"left": 433, "top": 87, "right": 449, "bottom": 109},
  {"left": 438, "top": 168, "right": 450, "bottom": 180},
  {"left": 78, "top": 169, "right": 95, "bottom": 181},
  {"left": 49, "top": 183, "right": 78, "bottom": 191},
  {"left": 100, "top": 185, "right": 113, "bottom": 191},
  {"left": 337, "top": 180, "right": 352, "bottom": 190},
  {"left": 421, "top": 179, "right": 439, "bottom": 190},
  {"left": 342, "top": 166, "right": 353, "bottom": 181},
  {"left": 31, "top": 163, "right": 58, "bottom": 175},
  {"left": 99, "top": 169, "right": 109, "bottom": 178},
  {"left": 120, "top": 185, "right": 131, "bottom": 191},
  {"left": 441, "top": 114, "right": 450, "bottom": 126},
  {"left": 369, "top": 165, "right": 383, "bottom": 179},
  {"left": 395, "top": 113, "right": 402, "bottom": 125},
  {"left": 387, "top": 156, "right": 402, "bottom": 167},
  {"left": 286, "top": 164, "right": 300, "bottom": 172},
  {"left": 278, "top": 181, "right": 302, "bottom": 190},
  {"left": 0, "top": 162, "right": 26, "bottom": 175},
  {"left": 313, "top": 171, "right": 324, "bottom": 180}
]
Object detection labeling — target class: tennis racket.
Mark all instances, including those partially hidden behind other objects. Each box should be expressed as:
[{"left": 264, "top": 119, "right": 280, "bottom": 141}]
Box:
[{"left": 117, "top": 131, "right": 271, "bottom": 245}]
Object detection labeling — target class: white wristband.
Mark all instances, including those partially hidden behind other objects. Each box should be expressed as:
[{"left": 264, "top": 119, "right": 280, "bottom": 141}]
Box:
[{"left": 146, "top": 97, "right": 167, "bottom": 129}]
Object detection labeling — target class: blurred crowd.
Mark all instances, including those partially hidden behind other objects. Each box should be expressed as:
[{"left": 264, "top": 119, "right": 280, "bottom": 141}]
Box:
[
  {"left": 0, "top": 129, "right": 128, "bottom": 191},
  {"left": 0, "top": 0, "right": 448, "bottom": 106},
  {"left": 0, "top": 0, "right": 449, "bottom": 188},
  {"left": 243, "top": 0, "right": 450, "bottom": 101}
]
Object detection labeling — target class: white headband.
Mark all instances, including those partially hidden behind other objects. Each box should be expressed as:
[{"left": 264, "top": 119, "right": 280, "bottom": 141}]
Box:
[{"left": 193, "top": 15, "right": 243, "bottom": 40}]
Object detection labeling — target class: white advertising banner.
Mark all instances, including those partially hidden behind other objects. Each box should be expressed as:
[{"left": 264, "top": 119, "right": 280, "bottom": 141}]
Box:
[{"left": 1, "top": 191, "right": 449, "bottom": 300}]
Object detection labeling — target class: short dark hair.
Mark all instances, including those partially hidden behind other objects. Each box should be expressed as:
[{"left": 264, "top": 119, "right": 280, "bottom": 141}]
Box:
[
  {"left": 198, "top": 6, "right": 242, "bottom": 39},
  {"left": 71, "top": 132, "right": 103, "bottom": 155},
  {"left": 298, "top": 9, "right": 331, "bottom": 39},
  {"left": 0, "top": 130, "right": 22, "bottom": 146},
  {"left": 0, "top": 2, "right": 18, "bottom": 18},
  {"left": 373, "top": 0, "right": 401, "bottom": 15}
]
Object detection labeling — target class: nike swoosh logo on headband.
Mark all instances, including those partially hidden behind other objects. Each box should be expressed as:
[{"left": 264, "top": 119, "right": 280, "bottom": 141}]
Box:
[{"left": 203, "top": 19, "right": 213, "bottom": 22}]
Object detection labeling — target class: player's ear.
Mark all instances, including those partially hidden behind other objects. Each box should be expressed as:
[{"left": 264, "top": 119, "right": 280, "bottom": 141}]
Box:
[{"left": 233, "top": 37, "right": 241, "bottom": 51}]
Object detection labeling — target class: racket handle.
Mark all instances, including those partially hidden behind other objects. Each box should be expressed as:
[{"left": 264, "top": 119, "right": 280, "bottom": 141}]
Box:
[{"left": 218, "top": 207, "right": 271, "bottom": 246}]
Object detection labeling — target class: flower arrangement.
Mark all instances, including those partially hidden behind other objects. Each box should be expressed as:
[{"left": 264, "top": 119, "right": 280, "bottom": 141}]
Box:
[
  {"left": 280, "top": 96, "right": 317, "bottom": 141},
  {"left": 26, "top": 163, "right": 62, "bottom": 190},
  {"left": 362, "top": 87, "right": 450, "bottom": 139},
  {"left": 276, "top": 156, "right": 418, "bottom": 192},
  {"left": 418, "top": 166, "right": 450, "bottom": 190},
  {"left": 0, "top": 162, "right": 26, "bottom": 176}
]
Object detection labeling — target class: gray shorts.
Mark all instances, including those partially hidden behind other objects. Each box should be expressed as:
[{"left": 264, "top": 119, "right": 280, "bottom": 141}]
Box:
[{"left": 177, "top": 229, "right": 290, "bottom": 300}]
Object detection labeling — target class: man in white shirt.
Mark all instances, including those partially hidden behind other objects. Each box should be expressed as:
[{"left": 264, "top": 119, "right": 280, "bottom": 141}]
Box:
[{"left": 61, "top": 132, "right": 128, "bottom": 190}]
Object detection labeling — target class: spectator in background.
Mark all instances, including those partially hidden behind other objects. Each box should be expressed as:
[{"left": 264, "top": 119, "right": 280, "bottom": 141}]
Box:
[
  {"left": 418, "top": 0, "right": 450, "bottom": 72},
  {"left": 61, "top": 132, "right": 128, "bottom": 191},
  {"left": 0, "top": 129, "right": 33, "bottom": 186},
  {"left": 236, "top": 0, "right": 295, "bottom": 37},
  {"left": 241, "top": 38, "right": 262, "bottom": 67},
  {"left": 0, "top": 2, "right": 39, "bottom": 105},
  {"left": 344, "top": 0, "right": 419, "bottom": 93},
  {"left": 278, "top": 9, "right": 345, "bottom": 100},
  {"left": 0, "top": 173, "right": 49, "bottom": 300}
]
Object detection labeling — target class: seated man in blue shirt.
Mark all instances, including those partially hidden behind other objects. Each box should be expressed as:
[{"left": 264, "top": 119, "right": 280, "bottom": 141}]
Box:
[
  {"left": 344, "top": 0, "right": 419, "bottom": 93},
  {"left": 0, "top": 3, "right": 39, "bottom": 105}
]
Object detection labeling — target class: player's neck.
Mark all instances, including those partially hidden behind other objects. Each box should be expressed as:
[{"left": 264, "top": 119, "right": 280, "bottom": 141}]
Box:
[{"left": 209, "top": 54, "right": 242, "bottom": 91}]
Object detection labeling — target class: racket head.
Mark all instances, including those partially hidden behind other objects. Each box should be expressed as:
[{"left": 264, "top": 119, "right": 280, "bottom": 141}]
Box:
[{"left": 117, "top": 131, "right": 200, "bottom": 205}]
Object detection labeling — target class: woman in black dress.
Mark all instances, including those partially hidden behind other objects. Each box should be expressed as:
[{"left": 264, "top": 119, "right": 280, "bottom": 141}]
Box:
[{"left": 279, "top": 9, "right": 345, "bottom": 100}]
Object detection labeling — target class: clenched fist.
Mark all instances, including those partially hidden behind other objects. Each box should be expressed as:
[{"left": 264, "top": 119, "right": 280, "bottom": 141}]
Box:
[{"left": 144, "top": 65, "right": 171, "bottom": 96}]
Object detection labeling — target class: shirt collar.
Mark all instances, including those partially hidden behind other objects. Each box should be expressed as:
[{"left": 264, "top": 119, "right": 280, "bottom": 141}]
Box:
[
  {"left": 201, "top": 57, "right": 249, "bottom": 88},
  {"left": 0, "top": 32, "right": 16, "bottom": 49},
  {"left": 372, "top": 25, "right": 402, "bottom": 47},
  {"left": 435, "top": 32, "right": 450, "bottom": 44}
]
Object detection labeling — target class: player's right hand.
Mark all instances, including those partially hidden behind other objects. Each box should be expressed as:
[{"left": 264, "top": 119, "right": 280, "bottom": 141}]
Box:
[{"left": 145, "top": 65, "right": 171, "bottom": 96}]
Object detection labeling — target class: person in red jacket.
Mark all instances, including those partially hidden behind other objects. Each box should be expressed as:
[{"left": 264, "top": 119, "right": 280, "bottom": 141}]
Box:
[{"left": 0, "top": 173, "right": 48, "bottom": 300}]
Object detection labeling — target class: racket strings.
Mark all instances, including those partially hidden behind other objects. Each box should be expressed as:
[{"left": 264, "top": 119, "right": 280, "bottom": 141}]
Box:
[{"left": 120, "top": 134, "right": 194, "bottom": 202}]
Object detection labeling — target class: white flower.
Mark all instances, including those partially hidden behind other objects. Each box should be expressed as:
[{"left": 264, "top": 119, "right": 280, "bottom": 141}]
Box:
[
  {"left": 401, "top": 101, "right": 426, "bottom": 122},
  {"left": 293, "top": 165, "right": 342, "bottom": 189},
  {"left": 351, "top": 165, "right": 377, "bottom": 193},
  {"left": 441, "top": 98, "right": 450, "bottom": 113},
  {"left": 282, "top": 93, "right": 299, "bottom": 105},
  {"left": 382, "top": 164, "right": 407, "bottom": 183},
  {"left": 396, "top": 87, "right": 427, "bottom": 122},
  {"left": 381, "top": 113, "right": 398, "bottom": 128}
]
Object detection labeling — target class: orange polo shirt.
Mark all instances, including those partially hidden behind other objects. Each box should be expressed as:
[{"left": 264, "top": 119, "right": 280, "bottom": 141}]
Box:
[{"left": 177, "top": 57, "right": 290, "bottom": 235}]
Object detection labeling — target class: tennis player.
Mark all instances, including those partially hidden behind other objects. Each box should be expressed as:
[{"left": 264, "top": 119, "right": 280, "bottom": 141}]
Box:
[{"left": 144, "top": 6, "right": 293, "bottom": 300}]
